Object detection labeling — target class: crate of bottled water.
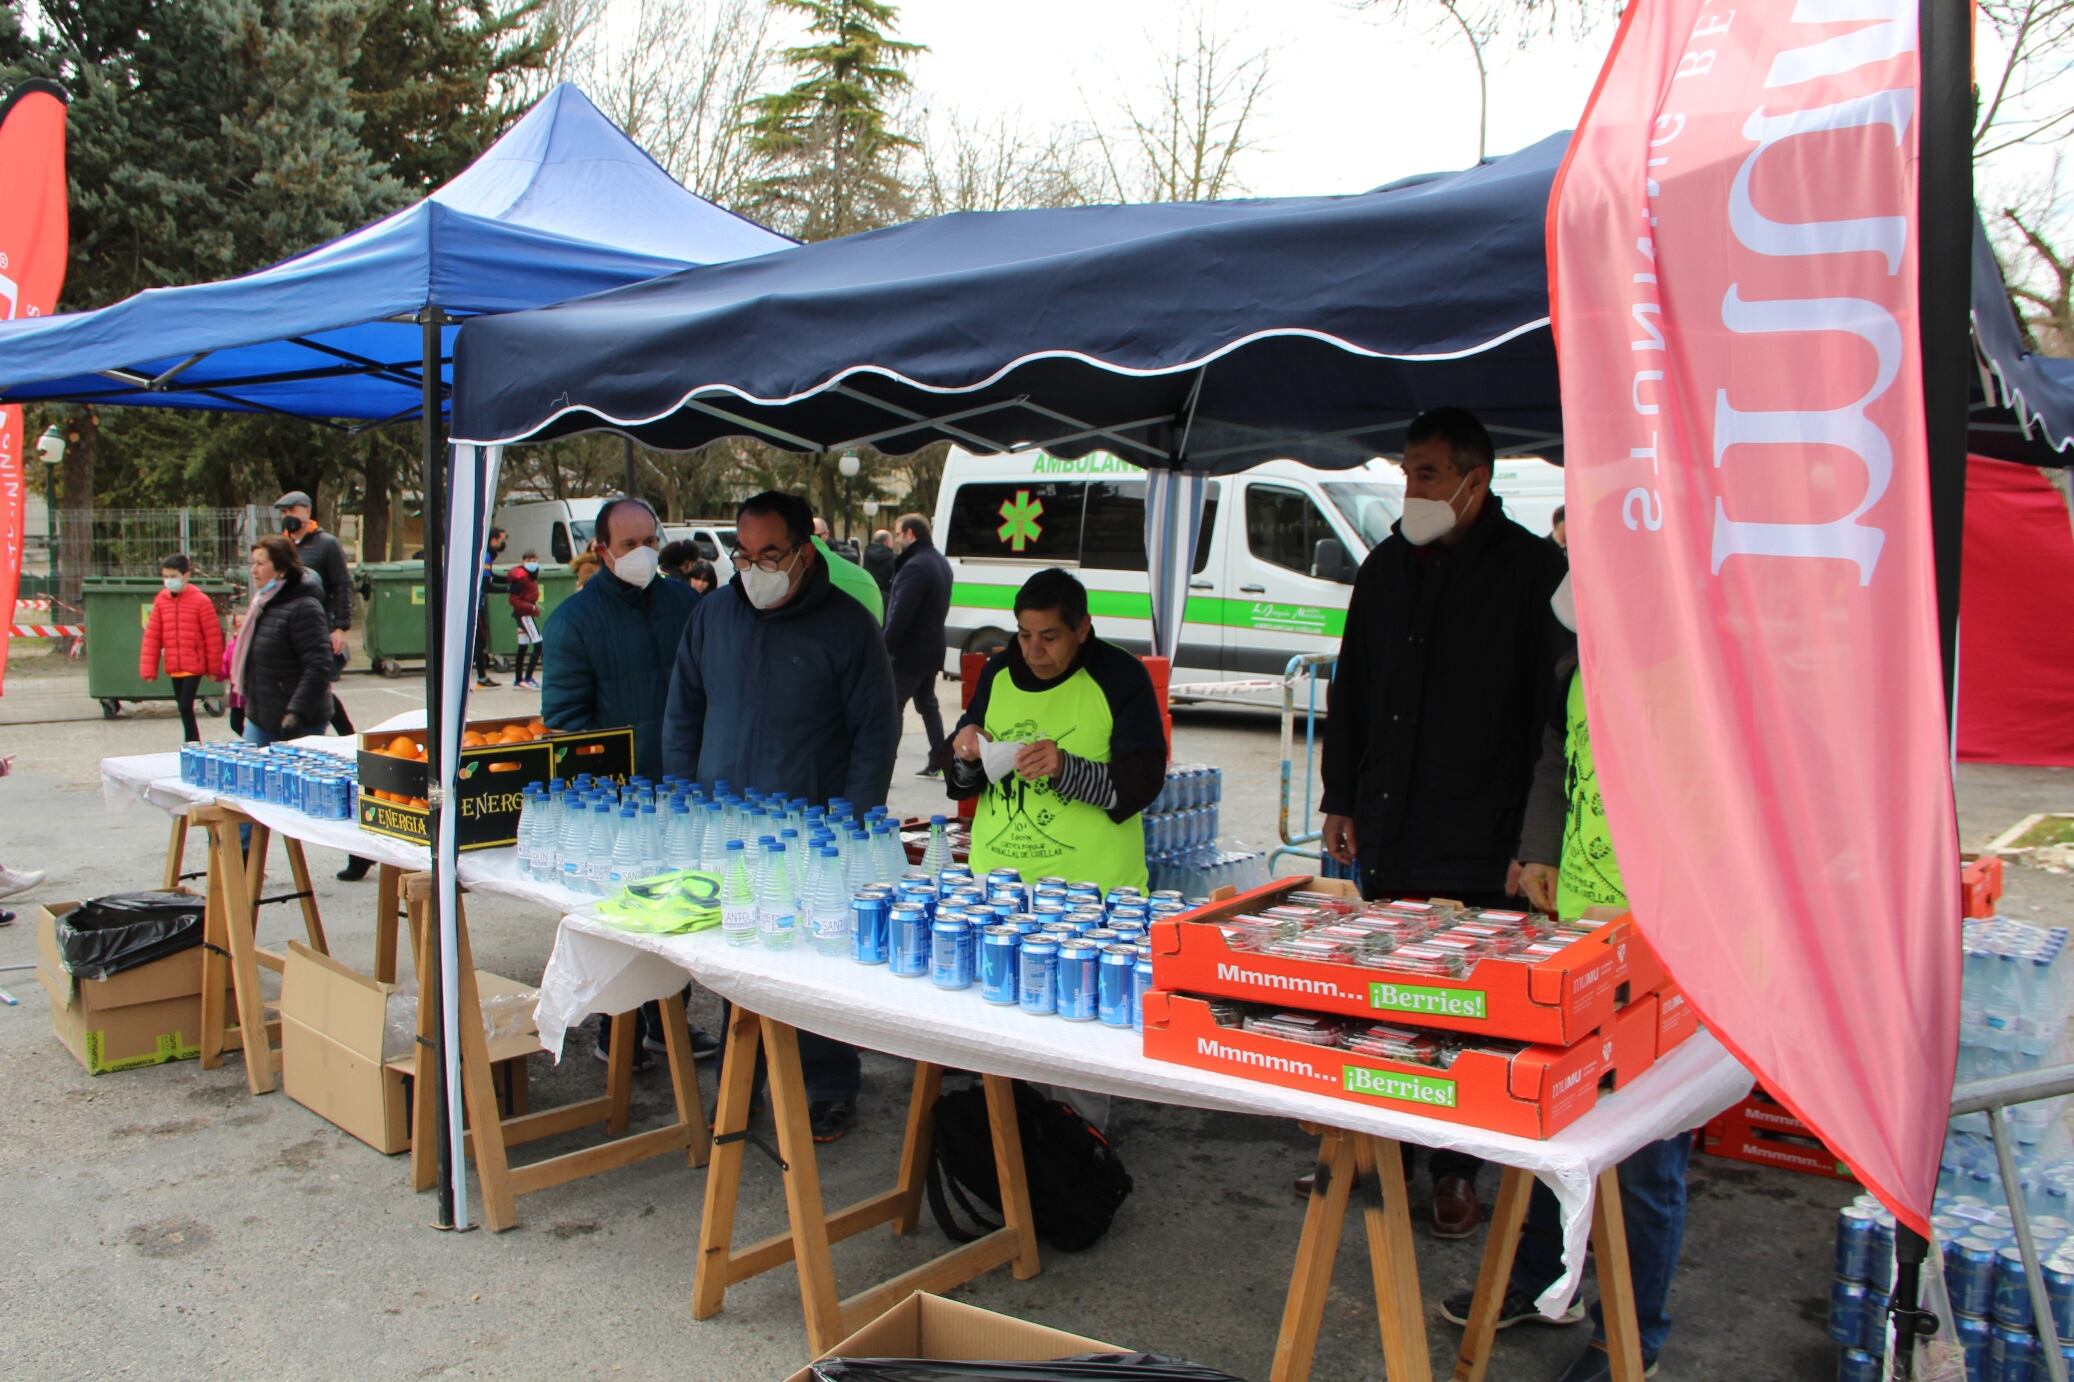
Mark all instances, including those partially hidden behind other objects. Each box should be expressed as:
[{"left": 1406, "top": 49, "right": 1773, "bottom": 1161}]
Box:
[{"left": 180, "top": 741, "right": 359, "bottom": 821}]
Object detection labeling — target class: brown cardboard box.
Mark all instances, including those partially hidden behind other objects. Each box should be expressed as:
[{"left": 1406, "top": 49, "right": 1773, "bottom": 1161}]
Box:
[
  {"left": 279, "top": 942, "right": 540, "bottom": 1155},
  {"left": 35, "top": 902, "right": 226, "bottom": 1075},
  {"left": 781, "top": 1293, "right": 1123, "bottom": 1382}
]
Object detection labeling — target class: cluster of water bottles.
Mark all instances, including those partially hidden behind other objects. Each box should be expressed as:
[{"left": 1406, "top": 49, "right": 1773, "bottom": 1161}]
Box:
[
  {"left": 1827, "top": 917, "right": 2074, "bottom": 1382},
  {"left": 514, "top": 775, "right": 911, "bottom": 939},
  {"left": 1140, "top": 762, "right": 1268, "bottom": 897}
]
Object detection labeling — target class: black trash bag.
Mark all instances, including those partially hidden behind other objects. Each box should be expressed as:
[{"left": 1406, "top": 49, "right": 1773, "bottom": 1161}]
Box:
[
  {"left": 56, "top": 891, "right": 207, "bottom": 981},
  {"left": 811, "top": 1356, "right": 1246, "bottom": 1381},
  {"left": 927, "top": 1079, "right": 1133, "bottom": 1252}
]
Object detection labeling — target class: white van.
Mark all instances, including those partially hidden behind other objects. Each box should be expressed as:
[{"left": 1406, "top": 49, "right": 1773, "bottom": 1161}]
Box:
[
  {"left": 933, "top": 448, "right": 1563, "bottom": 693},
  {"left": 661, "top": 520, "right": 738, "bottom": 585},
  {"left": 494, "top": 497, "right": 604, "bottom": 565}
]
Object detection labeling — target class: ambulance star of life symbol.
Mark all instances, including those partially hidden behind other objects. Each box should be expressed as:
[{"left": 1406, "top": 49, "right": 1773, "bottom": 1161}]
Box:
[{"left": 997, "top": 489, "right": 1045, "bottom": 552}]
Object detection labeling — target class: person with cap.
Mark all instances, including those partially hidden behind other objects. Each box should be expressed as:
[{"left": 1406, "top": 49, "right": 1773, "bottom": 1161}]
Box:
[{"left": 273, "top": 489, "right": 372, "bottom": 880}]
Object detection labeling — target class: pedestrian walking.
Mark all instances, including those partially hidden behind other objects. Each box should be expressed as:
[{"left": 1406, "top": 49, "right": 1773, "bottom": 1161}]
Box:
[
  {"left": 508, "top": 550, "right": 544, "bottom": 690},
  {"left": 883, "top": 513, "right": 953, "bottom": 777},
  {"left": 139, "top": 553, "right": 226, "bottom": 744}
]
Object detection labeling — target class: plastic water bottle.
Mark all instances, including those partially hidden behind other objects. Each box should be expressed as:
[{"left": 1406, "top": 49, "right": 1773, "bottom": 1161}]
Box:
[
  {"left": 666, "top": 799, "right": 695, "bottom": 870},
  {"left": 513, "top": 786, "right": 539, "bottom": 877},
  {"left": 558, "top": 793, "right": 588, "bottom": 890},
  {"left": 702, "top": 801, "right": 727, "bottom": 869},
  {"left": 874, "top": 818, "right": 904, "bottom": 886},
  {"left": 606, "top": 805, "right": 641, "bottom": 889},
  {"left": 758, "top": 842, "right": 797, "bottom": 950},
  {"left": 720, "top": 840, "right": 757, "bottom": 947},
  {"left": 847, "top": 829, "right": 873, "bottom": 894},
  {"left": 809, "top": 846, "right": 849, "bottom": 955},
  {"left": 582, "top": 800, "right": 616, "bottom": 894},
  {"left": 779, "top": 827, "right": 804, "bottom": 893},
  {"left": 922, "top": 814, "right": 952, "bottom": 878}
]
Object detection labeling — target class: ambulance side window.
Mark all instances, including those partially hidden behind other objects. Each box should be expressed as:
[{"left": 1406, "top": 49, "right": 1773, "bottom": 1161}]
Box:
[{"left": 1245, "top": 483, "right": 1327, "bottom": 574}]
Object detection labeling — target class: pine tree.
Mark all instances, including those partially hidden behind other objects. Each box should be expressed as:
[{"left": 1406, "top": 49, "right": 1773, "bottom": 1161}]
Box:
[{"left": 741, "top": 0, "right": 924, "bottom": 241}]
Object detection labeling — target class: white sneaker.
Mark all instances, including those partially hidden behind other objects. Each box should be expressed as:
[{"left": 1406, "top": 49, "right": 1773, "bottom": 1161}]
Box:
[{"left": 0, "top": 866, "right": 46, "bottom": 899}]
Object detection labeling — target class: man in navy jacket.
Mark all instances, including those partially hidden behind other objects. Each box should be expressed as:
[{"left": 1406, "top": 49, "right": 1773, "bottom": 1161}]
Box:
[
  {"left": 663, "top": 491, "right": 896, "bottom": 1141},
  {"left": 883, "top": 513, "right": 953, "bottom": 776}
]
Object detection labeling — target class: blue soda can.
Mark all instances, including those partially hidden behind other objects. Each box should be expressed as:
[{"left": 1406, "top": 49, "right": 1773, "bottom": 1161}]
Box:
[
  {"left": 1109, "top": 922, "right": 1147, "bottom": 947},
  {"left": 985, "top": 899, "right": 1020, "bottom": 924},
  {"left": 1827, "top": 1278, "right": 1868, "bottom": 1346},
  {"left": 1019, "top": 938, "right": 1060, "bottom": 1015},
  {"left": 890, "top": 903, "right": 931, "bottom": 977},
  {"left": 980, "top": 925, "right": 1021, "bottom": 1005},
  {"left": 1952, "top": 1313, "right": 1990, "bottom": 1378},
  {"left": 1110, "top": 904, "right": 1150, "bottom": 927},
  {"left": 237, "top": 754, "right": 263, "bottom": 798},
  {"left": 1097, "top": 945, "right": 1137, "bottom": 1027},
  {"left": 1994, "top": 1246, "right": 2035, "bottom": 1328},
  {"left": 1859, "top": 1292, "right": 1888, "bottom": 1354},
  {"left": 1083, "top": 927, "right": 1121, "bottom": 947},
  {"left": 1032, "top": 899, "right": 1069, "bottom": 918},
  {"left": 1034, "top": 884, "right": 1069, "bottom": 903},
  {"left": 1867, "top": 1211, "right": 1896, "bottom": 1288},
  {"left": 1149, "top": 888, "right": 1184, "bottom": 904},
  {"left": 987, "top": 866, "right": 1023, "bottom": 888},
  {"left": 1055, "top": 940, "right": 1099, "bottom": 1021},
  {"left": 2046, "top": 1258, "right": 2074, "bottom": 1339},
  {"left": 1835, "top": 1348, "right": 1879, "bottom": 1382},
  {"left": 851, "top": 888, "right": 892, "bottom": 965},
  {"left": 1037, "top": 875, "right": 1069, "bottom": 889},
  {"left": 1952, "top": 1238, "right": 1999, "bottom": 1317},
  {"left": 932, "top": 918, "right": 974, "bottom": 990},
  {"left": 1133, "top": 956, "right": 1154, "bottom": 1032},
  {"left": 1041, "top": 921, "right": 1080, "bottom": 941},
  {"left": 1008, "top": 914, "right": 1043, "bottom": 937},
  {"left": 1833, "top": 1203, "right": 1883, "bottom": 1278},
  {"left": 1066, "top": 888, "right": 1102, "bottom": 910},
  {"left": 1991, "top": 1321, "right": 2037, "bottom": 1382}
]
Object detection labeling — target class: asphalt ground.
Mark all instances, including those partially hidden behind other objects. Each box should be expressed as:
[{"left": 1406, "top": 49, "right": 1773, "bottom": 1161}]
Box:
[{"left": 2, "top": 640, "right": 2069, "bottom": 1381}]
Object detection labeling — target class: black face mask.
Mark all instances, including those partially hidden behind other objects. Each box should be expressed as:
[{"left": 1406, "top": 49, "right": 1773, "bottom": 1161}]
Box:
[{"left": 282, "top": 515, "right": 305, "bottom": 534}]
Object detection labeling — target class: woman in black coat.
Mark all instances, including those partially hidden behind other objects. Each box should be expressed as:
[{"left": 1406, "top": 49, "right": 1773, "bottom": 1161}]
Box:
[{"left": 230, "top": 535, "right": 334, "bottom": 743}]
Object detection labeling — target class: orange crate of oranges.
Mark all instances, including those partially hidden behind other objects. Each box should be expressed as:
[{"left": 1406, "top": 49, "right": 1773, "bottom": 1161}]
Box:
[{"left": 357, "top": 717, "right": 554, "bottom": 851}]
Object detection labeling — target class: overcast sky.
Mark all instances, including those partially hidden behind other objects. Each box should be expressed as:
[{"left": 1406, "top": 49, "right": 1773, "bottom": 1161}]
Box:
[{"left": 885, "top": 0, "right": 1612, "bottom": 196}]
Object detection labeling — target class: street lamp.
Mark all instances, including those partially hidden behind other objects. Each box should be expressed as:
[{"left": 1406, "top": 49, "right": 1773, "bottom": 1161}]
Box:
[
  {"left": 837, "top": 450, "right": 861, "bottom": 540},
  {"left": 37, "top": 425, "right": 64, "bottom": 595}
]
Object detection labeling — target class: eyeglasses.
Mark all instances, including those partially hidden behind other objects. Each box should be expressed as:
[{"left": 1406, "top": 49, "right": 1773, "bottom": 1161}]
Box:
[{"left": 728, "top": 544, "right": 800, "bottom": 574}]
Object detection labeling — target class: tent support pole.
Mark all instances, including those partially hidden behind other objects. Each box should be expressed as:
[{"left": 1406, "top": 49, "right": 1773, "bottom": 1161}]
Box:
[
  {"left": 420, "top": 308, "right": 456, "bottom": 1232},
  {"left": 623, "top": 434, "right": 636, "bottom": 495},
  {"left": 1896, "top": 0, "right": 1973, "bottom": 1374}
]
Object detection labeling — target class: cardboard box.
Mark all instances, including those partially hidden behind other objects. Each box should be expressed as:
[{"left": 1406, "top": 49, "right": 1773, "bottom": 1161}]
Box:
[
  {"left": 546, "top": 726, "right": 634, "bottom": 786},
  {"left": 781, "top": 1292, "right": 1123, "bottom": 1382},
  {"left": 1702, "top": 1089, "right": 1856, "bottom": 1182},
  {"left": 357, "top": 717, "right": 555, "bottom": 851},
  {"left": 1151, "top": 876, "right": 1662, "bottom": 1046},
  {"left": 1141, "top": 990, "right": 1659, "bottom": 1139},
  {"left": 1654, "top": 983, "right": 1699, "bottom": 1057},
  {"left": 1963, "top": 852, "right": 2005, "bottom": 920},
  {"left": 35, "top": 902, "right": 229, "bottom": 1075},
  {"left": 280, "top": 942, "right": 539, "bottom": 1155}
]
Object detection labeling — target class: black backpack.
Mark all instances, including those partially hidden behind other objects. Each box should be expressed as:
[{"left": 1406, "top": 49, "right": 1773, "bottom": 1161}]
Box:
[{"left": 926, "top": 1079, "right": 1133, "bottom": 1253}]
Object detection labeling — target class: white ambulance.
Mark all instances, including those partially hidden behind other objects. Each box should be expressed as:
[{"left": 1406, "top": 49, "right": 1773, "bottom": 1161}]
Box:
[{"left": 932, "top": 448, "right": 1563, "bottom": 695}]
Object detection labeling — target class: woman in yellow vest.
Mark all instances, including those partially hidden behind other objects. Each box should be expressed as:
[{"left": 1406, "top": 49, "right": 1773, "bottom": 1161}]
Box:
[{"left": 946, "top": 569, "right": 1166, "bottom": 892}]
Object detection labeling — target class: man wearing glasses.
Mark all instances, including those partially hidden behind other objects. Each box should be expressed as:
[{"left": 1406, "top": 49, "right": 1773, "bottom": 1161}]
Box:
[{"left": 663, "top": 490, "right": 897, "bottom": 1142}]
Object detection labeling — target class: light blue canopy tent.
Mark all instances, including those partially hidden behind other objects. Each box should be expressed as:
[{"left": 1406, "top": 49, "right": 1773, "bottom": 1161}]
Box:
[{"left": 0, "top": 83, "right": 792, "bottom": 1232}]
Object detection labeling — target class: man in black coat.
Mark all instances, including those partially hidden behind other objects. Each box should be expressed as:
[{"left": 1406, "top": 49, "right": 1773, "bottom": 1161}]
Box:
[
  {"left": 1318, "top": 407, "right": 1570, "bottom": 1238},
  {"left": 883, "top": 513, "right": 954, "bottom": 777},
  {"left": 275, "top": 489, "right": 372, "bottom": 880},
  {"left": 861, "top": 529, "right": 896, "bottom": 595}
]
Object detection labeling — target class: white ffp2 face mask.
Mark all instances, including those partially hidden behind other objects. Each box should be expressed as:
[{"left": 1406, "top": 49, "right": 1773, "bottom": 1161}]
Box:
[
  {"left": 1399, "top": 474, "right": 1472, "bottom": 547},
  {"left": 1550, "top": 572, "right": 1576, "bottom": 632},
  {"left": 609, "top": 544, "right": 660, "bottom": 589},
  {"left": 739, "top": 549, "right": 801, "bottom": 610},
  {"left": 164, "top": 576, "right": 187, "bottom": 594}
]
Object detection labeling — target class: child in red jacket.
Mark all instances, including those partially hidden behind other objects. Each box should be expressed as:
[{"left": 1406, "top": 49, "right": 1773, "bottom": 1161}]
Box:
[
  {"left": 508, "top": 551, "right": 543, "bottom": 690},
  {"left": 140, "top": 553, "right": 227, "bottom": 743}
]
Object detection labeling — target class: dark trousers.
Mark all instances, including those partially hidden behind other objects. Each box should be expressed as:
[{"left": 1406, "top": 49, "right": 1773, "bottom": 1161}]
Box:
[
  {"left": 170, "top": 675, "right": 202, "bottom": 743},
  {"left": 1509, "top": 1134, "right": 1694, "bottom": 1358},
  {"left": 474, "top": 607, "right": 493, "bottom": 679},
  {"left": 328, "top": 650, "right": 354, "bottom": 735},
  {"left": 1359, "top": 857, "right": 1521, "bottom": 1188},
  {"left": 513, "top": 640, "right": 539, "bottom": 684},
  {"left": 893, "top": 666, "right": 949, "bottom": 770},
  {"left": 719, "top": 999, "right": 861, "bottom": 1105}
]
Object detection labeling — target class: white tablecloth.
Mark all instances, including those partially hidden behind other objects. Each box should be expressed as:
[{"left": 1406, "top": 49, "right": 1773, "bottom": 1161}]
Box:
[{"left": 535, "top": 914, "right": 1754, "bottom": 1316}]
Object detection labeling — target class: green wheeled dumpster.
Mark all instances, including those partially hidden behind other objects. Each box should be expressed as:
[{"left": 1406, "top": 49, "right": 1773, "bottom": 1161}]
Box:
[
  {"left": 358, "top": 561, "right": 428, "bottom": 677},
  {"left": 83, "top": 574, "right": 233, "bottom": 720},
  {"left": 487, "top": 562, "right": 576, "bottom": 660}
]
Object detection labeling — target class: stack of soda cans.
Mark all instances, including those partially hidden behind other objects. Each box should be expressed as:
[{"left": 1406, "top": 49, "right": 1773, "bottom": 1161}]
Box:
[
  {"left": 1828, "top": 913, "right": 2074, "bottom": 1382},
  {"left": 1141, "top": 763, "right": 1269, "bottom": 898},
  {"left": 850, "top": 865, "right": 1189, "bottom": 1033}
]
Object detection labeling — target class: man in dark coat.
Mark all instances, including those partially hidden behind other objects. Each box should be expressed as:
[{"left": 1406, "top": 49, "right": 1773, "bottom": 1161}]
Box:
[
  {"left": 663, "top": 491, "right": 895, "bottom": 1142},
  {"left": 541, "top": 498, "right": 699, "bottom": 779},
  {"left": 274, "top": 489, "right": 371, "bottom": 879},
  {"left": 883, "top": 513, "right": 953, "bottom": 777},
  {"left": 1318, "top": 406, "right": 1570, "bottom": 1239},
  {"left": 861, "top": 529, "right": 896, "bottom": 595}
]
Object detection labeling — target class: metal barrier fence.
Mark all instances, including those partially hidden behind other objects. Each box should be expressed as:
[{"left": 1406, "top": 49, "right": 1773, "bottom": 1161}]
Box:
[{"left": 55, "top": 506, "right": 265, "bottom": 580}]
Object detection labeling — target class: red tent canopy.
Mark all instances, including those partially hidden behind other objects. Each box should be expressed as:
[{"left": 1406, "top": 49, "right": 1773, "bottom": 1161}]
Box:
[{"left": 1959, "top": 457, "right": 2074, "bottom": 767}]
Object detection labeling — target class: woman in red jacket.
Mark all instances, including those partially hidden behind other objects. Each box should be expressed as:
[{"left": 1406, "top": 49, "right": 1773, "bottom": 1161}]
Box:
[{"left": 140, "top": 553, "right": 227, "bottom": 743}]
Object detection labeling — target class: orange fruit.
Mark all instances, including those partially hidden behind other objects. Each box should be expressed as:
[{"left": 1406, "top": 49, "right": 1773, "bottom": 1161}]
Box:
[
  {"left": 526, "top": 719, "right": 547, "bottom": 736},
  {"left": 386, "top": 735, "right": 417, "bottom": 757},
  {"left": 462, "top": 730, "right": 486, "bottom": 748},
  {"left": 408, "top": 796, "right": 429, "bottom": 810}
]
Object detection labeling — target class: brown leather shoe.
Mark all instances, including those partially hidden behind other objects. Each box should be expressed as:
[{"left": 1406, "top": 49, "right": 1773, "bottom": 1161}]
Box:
[
  {"left": 1430, "top": 1175, "right": 1479, "bottom": 1239},
  {"left": 1293, "top": 1170, "right": 1318, "bottom": 1199}
]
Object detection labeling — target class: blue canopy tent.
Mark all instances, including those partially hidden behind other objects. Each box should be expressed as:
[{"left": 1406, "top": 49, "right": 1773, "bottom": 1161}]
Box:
[{"left": 0, "top": 82, "right": 792, "bottom": 1232}]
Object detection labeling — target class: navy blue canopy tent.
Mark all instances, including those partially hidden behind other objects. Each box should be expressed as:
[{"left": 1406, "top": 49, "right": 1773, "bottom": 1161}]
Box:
[
  {"left": 1971, "top": 218, "right": 2074, "bottom": 468},
  {"left": 0, "top": 82, "right": 790, "bottom": 1235}
]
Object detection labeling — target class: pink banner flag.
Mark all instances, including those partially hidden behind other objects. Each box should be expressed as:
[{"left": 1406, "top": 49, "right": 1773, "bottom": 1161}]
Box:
[
  {"left": 0, "top": 81, "right": 70, "bottom": 696},
  {"left": 1549, "top": 1, "right": 1957, "bottom": 1235}
]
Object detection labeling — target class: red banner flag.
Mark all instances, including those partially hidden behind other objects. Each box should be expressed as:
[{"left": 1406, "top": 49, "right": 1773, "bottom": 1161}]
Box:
[
  {"left": 1550, "top": 2, "right": 1957, "bottom": 1236},
  {"left": 0, "top": 80, "right": 70, "bottom": 696}
]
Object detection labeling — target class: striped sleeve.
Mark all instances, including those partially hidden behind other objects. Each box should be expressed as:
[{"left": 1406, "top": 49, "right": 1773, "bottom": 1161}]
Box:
[{"left": 1052, "top": 751, "right": 1118, "bottom": 811}]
